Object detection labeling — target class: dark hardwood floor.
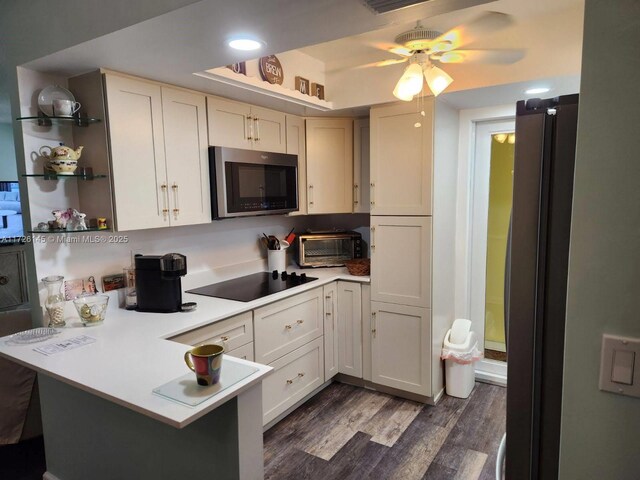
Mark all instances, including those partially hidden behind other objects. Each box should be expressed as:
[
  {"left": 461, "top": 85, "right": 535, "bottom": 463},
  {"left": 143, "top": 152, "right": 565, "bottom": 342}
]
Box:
[{"left": 264, "top": 382, "right": 506, "bottom": 480}]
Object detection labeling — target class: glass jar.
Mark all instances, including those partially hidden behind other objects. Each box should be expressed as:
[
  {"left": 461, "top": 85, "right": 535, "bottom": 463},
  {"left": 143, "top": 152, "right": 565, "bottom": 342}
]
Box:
[{"left": 42, "top": 275, "right": 66, "bottom": 327}]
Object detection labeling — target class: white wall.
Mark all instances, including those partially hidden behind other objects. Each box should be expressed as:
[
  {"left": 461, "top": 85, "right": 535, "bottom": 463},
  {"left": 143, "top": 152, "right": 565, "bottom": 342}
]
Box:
[
  {"left": 0, "top": 122, "right": 17, "bottom": 180},
  {"left": 559, "top": 0, "right": 640, "bottom": 478}
]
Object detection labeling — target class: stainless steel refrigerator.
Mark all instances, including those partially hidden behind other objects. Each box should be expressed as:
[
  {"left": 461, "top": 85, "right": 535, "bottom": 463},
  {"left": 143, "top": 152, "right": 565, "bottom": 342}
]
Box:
[{"left": 505, "top": 94, "right": 579, "bottom": 479}]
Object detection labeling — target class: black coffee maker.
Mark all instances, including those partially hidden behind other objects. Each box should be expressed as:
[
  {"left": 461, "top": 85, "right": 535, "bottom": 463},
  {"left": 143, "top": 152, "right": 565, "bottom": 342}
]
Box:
[{"left": 135, "top": 253, "right": 187, "bottom": 313}]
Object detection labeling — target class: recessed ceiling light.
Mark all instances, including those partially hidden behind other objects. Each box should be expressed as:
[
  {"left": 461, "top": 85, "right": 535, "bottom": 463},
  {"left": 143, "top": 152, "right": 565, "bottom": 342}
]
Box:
[
  {"left": 227, "top": 38, "right": 264, "bottom": 51},
  {"left": 525, "top": 87, "right": 550, "bottom": 95}
]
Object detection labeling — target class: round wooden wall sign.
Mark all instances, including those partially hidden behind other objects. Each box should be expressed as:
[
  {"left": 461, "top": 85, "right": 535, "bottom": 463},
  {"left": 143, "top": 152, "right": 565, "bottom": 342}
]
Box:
[{"left": 259, "top": 55, "right": 284, "bottom": 85}]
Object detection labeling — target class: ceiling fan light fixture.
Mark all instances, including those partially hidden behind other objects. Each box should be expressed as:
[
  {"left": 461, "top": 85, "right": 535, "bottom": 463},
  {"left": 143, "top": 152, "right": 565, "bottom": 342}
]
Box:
[
  {"left": 393, "top": 62, "right": 424, "bottom": 101},
  {"left": 424, "top": 64, "right": 453, "bottom": 96}
]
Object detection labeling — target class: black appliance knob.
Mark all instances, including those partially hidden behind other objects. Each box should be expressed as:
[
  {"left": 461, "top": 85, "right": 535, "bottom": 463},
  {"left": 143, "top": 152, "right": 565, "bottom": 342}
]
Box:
[
  {"left": 290, "top": 272, "right": 297, "bottom": 279},
  {"left": 281, "top": 271, "right": 288, "bottom": 280},
  {"left": 272, "top": 270, "right": 279, "bottom": 279},
  {"left": 300, "top": 273, "right": 307, "bottom": 283}
]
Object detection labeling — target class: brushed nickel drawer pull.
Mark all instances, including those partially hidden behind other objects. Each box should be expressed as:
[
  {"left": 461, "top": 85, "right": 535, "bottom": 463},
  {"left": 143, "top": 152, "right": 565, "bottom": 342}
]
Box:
[
  {"left": 220, "top": 336, "right": 229, "bottom": 341},
  {"left": 370, "top": 182, "right": 375, "bottom": 206},
  {"left": 286, "top": 372, "right": 305, "bottom": 384},
  {"left": 372, "top": 311, "right": 377, "bottom": 338},
  {"left": 296, "top": 319, "right": 304, "bottom": 325},
  {"left": 285, "top": 324, "right": 292, "bottom": 330}
]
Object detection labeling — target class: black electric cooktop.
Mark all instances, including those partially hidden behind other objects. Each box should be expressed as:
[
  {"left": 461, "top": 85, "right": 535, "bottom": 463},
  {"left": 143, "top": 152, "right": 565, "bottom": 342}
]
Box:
[{"left": 186, "top": 271, "right": 318, "bottom": 302}]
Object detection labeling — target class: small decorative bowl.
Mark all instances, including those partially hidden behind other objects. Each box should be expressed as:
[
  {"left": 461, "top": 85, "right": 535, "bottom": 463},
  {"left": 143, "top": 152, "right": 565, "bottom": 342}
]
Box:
[{"left": 73, "top": 295, "right": 109, "bottom": 326}]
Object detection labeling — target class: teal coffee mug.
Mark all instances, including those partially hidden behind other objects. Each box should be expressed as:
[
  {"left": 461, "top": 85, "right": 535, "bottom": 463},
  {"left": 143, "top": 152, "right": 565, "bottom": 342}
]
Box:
[{"left": 184, "top": 344, "right": 224, "bottom": 386}]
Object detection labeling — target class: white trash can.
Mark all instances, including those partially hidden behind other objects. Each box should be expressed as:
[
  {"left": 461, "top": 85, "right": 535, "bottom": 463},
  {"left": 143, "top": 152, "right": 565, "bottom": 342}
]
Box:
[{"left": 441, "top": 318, "right": 483, "bottom": 398}]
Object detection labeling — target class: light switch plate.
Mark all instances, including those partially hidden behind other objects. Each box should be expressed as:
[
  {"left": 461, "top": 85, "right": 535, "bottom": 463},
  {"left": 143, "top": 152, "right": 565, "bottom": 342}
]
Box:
[{"left": 599, "top": 334, "right": 640, "bottom": 398}]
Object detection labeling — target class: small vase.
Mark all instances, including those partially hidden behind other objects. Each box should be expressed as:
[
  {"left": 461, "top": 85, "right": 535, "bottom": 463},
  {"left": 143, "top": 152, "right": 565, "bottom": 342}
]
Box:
[{"left": 43, "top": 275, "right": 66, "bottom": 327}]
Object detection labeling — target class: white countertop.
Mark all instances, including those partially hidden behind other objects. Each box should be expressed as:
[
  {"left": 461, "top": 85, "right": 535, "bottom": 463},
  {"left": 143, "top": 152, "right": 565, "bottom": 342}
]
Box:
[{"left": 0, "top": 266, "right": 369, "bottom": 428}]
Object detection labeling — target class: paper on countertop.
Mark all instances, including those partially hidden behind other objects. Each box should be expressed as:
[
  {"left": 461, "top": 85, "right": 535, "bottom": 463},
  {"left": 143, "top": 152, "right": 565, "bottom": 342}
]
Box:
[{"left": 33, "top": 335, "right": 96, "bottom": 356}]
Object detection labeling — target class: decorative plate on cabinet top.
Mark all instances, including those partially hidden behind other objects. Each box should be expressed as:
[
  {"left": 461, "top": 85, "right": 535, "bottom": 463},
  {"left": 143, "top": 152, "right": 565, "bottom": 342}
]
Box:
[
  {"left": 38, "top": 85, "right": 75, "bottom": 117},
  {"left": 5, "top": 327, "right": 60, "bottom": 345}
]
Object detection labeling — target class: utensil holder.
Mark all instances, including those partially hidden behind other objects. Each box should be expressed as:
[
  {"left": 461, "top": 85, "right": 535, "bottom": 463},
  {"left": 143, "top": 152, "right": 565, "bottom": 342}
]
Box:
[{"left": 267, "top": 249, "right": 287, "bottom": 273}]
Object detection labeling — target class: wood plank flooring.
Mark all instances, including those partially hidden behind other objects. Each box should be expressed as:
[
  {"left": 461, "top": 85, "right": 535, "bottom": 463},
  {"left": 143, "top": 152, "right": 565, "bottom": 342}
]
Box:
[{"left": 264, "top": 382, "right": 506, "bottom": 480}]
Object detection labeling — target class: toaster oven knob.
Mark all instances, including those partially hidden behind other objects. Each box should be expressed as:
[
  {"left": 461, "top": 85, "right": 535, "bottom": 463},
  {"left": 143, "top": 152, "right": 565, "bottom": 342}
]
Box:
[{"left": 272, "top": 270, "right": 279, "bottom": 279}]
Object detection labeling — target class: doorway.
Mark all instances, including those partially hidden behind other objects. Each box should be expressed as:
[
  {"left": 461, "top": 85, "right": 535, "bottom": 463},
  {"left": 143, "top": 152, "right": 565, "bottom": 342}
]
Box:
[{"left": 469, "top": 119, "right": 515, "bottom": 383}]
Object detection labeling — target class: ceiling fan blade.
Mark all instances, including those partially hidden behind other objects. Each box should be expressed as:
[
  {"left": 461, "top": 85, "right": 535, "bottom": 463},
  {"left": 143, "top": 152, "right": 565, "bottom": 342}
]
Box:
[
  {"left": 371, "top": 42, "right": 414, "bottom": 57},
  {"left": 430, "top": 12, "right": 514, "bottom": 53},
  {"left": 435, "top": 49, "right": 525, "bottom": 64},
  {"left": 330, "top": 57, "right": 408, "bottom": 73}
]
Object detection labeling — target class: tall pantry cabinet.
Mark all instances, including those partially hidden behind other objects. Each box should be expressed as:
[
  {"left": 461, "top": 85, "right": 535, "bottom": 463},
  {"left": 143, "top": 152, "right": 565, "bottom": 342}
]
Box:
[{"left": 368, "top": 98, "right": 458, "bottom": 399}]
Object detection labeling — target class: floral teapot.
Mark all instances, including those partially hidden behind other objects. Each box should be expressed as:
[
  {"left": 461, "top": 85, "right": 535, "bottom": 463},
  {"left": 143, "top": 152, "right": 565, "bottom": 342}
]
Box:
[{"left": 39, "top": 144, "right": 84, "bottom": 161}]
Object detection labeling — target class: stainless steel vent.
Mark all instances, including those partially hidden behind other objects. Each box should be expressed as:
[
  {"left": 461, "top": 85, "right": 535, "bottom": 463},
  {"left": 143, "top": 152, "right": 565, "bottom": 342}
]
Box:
[{"left": 361, "top": 0, "right": 433, "bottom": 14}]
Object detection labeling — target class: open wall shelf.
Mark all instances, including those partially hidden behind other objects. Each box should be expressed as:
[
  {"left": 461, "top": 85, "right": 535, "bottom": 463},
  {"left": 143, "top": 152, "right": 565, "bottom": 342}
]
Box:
[
  {"left": 22, "top": 173, "right": 108, "bottom": 180},
  {"left": 16, "top": 115, "right": 102, "bottom": 127}
]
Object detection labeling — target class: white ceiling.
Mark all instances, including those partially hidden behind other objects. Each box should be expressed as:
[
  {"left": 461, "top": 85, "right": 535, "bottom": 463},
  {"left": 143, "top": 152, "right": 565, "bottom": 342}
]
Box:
[{"left": 9, "top": 0, "right": 585, "bottom": 116}]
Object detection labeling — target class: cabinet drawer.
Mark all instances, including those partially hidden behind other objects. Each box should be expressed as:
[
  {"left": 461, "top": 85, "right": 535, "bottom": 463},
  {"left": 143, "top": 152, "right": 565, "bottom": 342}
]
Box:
[
  {"left": 169, "top": 311, "right": 253, "bottom": 352},
  {"left": 227, "top": 342, "right": 254, "bottom": 362},
  {"left": 263, "top": 337, "right": 324, "bottom": 425},
  {"left": 254, "top": 288, "right": 323, "bottom": 364}
]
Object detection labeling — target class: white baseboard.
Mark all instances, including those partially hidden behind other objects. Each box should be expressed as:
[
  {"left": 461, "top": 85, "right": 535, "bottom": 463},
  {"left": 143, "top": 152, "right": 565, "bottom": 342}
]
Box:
[
  {"left": 475, "top": 358, "right": 507, "bottom": 387},
  {"left": 43, "top": 472, "right": 62, "bottom": 480}
]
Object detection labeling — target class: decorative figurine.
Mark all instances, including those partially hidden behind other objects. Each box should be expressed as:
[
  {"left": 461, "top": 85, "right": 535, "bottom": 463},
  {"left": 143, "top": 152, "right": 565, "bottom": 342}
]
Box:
[{"left": 67, "top": 209, "right": 87, "bottom": 231}]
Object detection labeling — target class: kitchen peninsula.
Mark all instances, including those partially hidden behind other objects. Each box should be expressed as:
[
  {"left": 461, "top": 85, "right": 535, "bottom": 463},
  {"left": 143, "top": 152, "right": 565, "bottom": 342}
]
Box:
[{"left": 0, "top": 267, "right": 369, "bottom": 480}]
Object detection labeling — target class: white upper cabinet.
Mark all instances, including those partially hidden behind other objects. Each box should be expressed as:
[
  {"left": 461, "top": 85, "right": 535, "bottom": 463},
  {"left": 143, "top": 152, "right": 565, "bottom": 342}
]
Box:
[
  {"left": 370, "top": 100, "right": 433, "bottom": 215},
  {"left": 251, "top": 105, "right": 286, "bottom": 153},
  {"left": 285, "top": 114, "right": 307, "bottom": 215},
  {"left": 161, "top": 87, "right": 210, "bottom": 227},
  {"left": 370, "top": 215, "right": 432, "bottom": 308},
  {"left": 353, "top": 118, "right": 370, "bottom": 214},
  {"left": 207, "top": 96, "right": 286, "bottom": 153},
  {"left": 104, "top": 75, "right": 168, "bottom": 231},
  {"left": 104, "top": 74, "right": 210, "bottom": 231},
  {"left": 305, "top": 118, "right": 354, "bottom": 214}
]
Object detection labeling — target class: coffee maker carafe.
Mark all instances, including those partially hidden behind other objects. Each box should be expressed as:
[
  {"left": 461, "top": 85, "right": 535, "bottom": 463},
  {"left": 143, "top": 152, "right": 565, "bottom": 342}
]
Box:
[{"left": 135, "top": 253, "right": 187, "bottom": 313}]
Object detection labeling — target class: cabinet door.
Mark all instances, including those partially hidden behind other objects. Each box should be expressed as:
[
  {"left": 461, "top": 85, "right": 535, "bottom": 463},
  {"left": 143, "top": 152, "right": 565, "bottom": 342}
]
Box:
[
  {"left": 162, "top": 87, "right": 211, "bottom": 226},
  {"left": 371, "top": 215, "right": 432, "bottom": 308},
  {"left": 251, "top": 106, "right": 286, "bottom": 153},
  {"left": 285, "top": 114, "right": 306, "bottom": 215},
  {"left": 305, "top": 118, "right": 353, "bottom": 214},
  {"left": 206, "top": 96, "right": 252, "bottom": 150},
  {"left": 371, "top": 301, "right": 431, "bottom": 396},
  {"left": 104, "top": 74, "right": 168, "bottom": 231},
  {"left": 370, "top": 100, "right": 433, "bottom": 215},
  {"left": 323, "top": 282, "right": 338, "bottom": 380},
  {"left": 337, "top": 281, "right": 362, "bottom": 378},
  {"left": 353, "top": 118, "right": 370, "bottom": 213}
]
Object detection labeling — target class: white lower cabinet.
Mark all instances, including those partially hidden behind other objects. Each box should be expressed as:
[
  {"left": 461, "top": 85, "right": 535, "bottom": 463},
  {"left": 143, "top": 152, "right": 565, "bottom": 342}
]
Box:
[
  {"left": 227, "top": 342, "right": 254, "bottom": 361},
  {"left": 168, "top": 311, "right": 253, "bottom": 352},
  {"left": 370, "top": 301, "right": 432, "bottom": 397},
  {"left": 262, "top": 337, "right": 324, "bottom": 425},
  {"left": 323, "top": 282, "right": 338, "bottom": 380},
  {"left": 254, "top": 288, "right": 323, "bottom": 365},
  {"left": 337, "top": 281, "right": 363, "bottom": 378}
]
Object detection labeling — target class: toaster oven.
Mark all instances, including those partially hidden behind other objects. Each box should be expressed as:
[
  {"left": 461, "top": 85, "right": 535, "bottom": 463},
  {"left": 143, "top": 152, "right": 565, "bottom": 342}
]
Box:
[{"left": 296, "top": 231, "right": 363, "bottom": 267}]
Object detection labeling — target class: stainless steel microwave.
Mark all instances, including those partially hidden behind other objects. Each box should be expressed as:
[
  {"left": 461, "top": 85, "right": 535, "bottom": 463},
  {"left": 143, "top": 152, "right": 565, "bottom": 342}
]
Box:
[
  {"left": 296, "top": 231, "right": 364, "bottom": 267},
  {"left": 208, "top": 146, "right": 298, "bottom": 219}
]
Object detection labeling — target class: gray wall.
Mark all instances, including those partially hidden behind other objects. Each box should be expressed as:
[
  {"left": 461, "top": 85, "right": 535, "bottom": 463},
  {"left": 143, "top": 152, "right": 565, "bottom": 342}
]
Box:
[
  {"left": 559, "top": 1, "right": 640, "bottom": 478},
  {"left": 0, "top": 123, "right": 17, "bottom": 180}
]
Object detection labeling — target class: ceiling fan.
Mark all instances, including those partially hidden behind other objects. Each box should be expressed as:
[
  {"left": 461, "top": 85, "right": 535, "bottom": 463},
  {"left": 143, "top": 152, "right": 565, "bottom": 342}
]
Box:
[{"left": 367, "top": 12, "right": 525, "bottom": 100}]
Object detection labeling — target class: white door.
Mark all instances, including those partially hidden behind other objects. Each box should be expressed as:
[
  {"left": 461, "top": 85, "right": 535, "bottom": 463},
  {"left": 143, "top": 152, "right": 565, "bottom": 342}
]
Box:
[
  {"left": 161, "top": 87, "right": 211, "bottom": 226},
  {"left": 337, "top": 281, "right": 362, "bottom": 378},
  {"left": 370, "top": 100, "right": 433, "bottom": 215},
  {"left": 323, "top": 282, "right": 338, "bottom": 380},
  {"left": 104, "top": 74, "right": 168, "bottom": 231},
  {"left": 251, "top": 106, "right": 286, "bottom": 153},
  {"left": 285, "top": 114, "right": 306, "bottom": 215},
  {"left": 371, "top": 301, "right": 431, "bottom": 396},
  {"left": 370, "top": 215, "right": 432, "bottom": 308},
  {"left": 353, "top": 118, "right": 370, "bottom": 213},
  {"left": 305, "top": 118, "right": 353, "bottom": 214},
  {"left": 206, "top": 96, "right": 252, "bottom": 150}
]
